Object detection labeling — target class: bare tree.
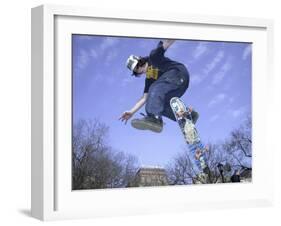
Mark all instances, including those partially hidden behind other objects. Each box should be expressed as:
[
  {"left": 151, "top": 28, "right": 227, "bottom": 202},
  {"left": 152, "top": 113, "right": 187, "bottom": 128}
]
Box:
[
  {"left": 222, "top": 116, "right": 252, "bottom": 171},
  {"left": 166, "top": 116, "right": 252, "bottom": 184},
  {"left": 166, "top": 150, "right": 197, "bottom": 185},
  {"left": 72, "top": 119, "right": 139, "bottom": 190},
  {"left": 121, "top": 154, "right": 140, "bottom": 187},
  {"left": 166, "top": 144, "right": 227, "bottom": 184},
  {"left": 72, "top": 119, "right": 109, "bottom": 189}
]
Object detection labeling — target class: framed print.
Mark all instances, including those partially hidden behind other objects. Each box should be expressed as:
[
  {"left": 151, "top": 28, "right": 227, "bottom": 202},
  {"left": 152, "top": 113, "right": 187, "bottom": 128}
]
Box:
[{"left": 31, "top": 4, "right": 274, "bottom": 221}]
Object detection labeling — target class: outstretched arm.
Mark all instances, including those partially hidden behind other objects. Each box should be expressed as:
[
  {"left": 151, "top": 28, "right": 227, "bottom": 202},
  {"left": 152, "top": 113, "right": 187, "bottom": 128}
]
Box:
[
  {"left": 129, "top": 93, "right": 148, "bottom": 114},
  {"left": 162, "top": 40, "right": 175, "bottom": 50},
  {"left": 119, "top": 93, "right": 148, "bottom": 124},
  {"left": 149, "top": 40, "right": 175, "bottom": 66}
]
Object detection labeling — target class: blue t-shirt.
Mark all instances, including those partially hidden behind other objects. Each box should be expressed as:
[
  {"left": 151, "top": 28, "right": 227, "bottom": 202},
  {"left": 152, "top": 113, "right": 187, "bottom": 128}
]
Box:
[{"left": 143, "top": 41, "right": 185, "bottom": 93}]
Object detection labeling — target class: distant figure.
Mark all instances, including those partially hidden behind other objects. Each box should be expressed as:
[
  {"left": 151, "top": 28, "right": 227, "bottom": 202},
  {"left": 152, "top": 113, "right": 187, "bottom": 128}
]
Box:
[{"left": 231, "top": 170, "right": 241, "bottom": 182}]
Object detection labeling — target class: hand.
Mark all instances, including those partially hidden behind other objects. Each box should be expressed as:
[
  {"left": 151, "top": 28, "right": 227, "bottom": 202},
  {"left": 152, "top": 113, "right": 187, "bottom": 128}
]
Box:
[
  {"left": 176, "top": 109, "right": 185, "bottom": 117},
  {"left": 162, "top": 40, "right": 175, "bottom": 50},
  {"left": 195, "top": 149, "right": 202, "bottom": 160},
  {"left": 119, "top": 111, "right": 134, "bottom": 124}
]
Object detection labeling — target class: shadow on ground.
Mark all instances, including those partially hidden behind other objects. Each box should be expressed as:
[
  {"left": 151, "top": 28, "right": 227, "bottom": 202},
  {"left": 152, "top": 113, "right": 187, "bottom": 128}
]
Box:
[{"left": 18, "top": 209, "right": 32, "bottom": 217}]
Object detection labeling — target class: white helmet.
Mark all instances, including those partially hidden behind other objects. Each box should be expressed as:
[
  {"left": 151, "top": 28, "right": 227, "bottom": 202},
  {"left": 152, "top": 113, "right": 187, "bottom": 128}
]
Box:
[{"left": 126, "top": 55, "right": 140, "bottom": 72}]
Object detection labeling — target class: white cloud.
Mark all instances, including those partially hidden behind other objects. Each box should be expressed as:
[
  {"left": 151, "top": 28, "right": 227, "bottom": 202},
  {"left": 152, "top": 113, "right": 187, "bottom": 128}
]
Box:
[
  {"left": 242, "top": 45, "right": 252, "bottom": 60},
  {"left": 212, "top": 58, "right": 232, "bottom": 85},
  {"left": 76, "top": 49, "right": 90, "bottom": 70},
  {"left": 228, "top": 106, "right": 247, "bottom": 118},
  {"left": 95, "top": 37, "right": 121, "bottom": 66},
  {"left": 105, "top": 49, "right": 118, "bottom": 66},
  {"left": 191, "top": 49, "right": 224, "bottom": 86},
  {"left": 212, "top": 72, "right": 224, "bottom": 85},
  {"left": 90, "top": 48, "right": 98, "bottom": 59},
  {"left": 100, "top": 37, "right": 119, "bottom": 52},
  {"left": 193, "top": 42, "right": 208, "bottom": 60},
  {"left": 208, "top": 93, "right": 226, "bottom": 108},
  {"left": 204, "top": 50, "right": 225, "bottom": 74},
  {"left": 232, "top": 108, "right": 245, "bottom": 118},
  {"left": 75, "top": 47, "right": 99, "bottom": 72},
  {"left": 191, "top": 74, "right": 204, "bottom": 85}
]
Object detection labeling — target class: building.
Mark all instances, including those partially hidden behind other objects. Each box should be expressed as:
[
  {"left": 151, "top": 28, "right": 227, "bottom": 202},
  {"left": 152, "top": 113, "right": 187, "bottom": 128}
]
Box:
[{"left": 128, "top": 167, "right": 168, "bottom": 187}]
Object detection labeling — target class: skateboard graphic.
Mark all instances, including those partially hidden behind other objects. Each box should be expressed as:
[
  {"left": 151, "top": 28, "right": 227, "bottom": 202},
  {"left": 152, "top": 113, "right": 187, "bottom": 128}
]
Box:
[
  {"left": 170, "top": 97, "right": 211, "bottom": 182},
  {"left": 170, "top": 97, "right": 200, "bottom": 145}
]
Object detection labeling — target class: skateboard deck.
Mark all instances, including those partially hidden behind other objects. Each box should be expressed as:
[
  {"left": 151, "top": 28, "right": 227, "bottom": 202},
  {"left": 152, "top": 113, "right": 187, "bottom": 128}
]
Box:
[{"left": 170, "top": 97, "right": 200, "bottom": 145}]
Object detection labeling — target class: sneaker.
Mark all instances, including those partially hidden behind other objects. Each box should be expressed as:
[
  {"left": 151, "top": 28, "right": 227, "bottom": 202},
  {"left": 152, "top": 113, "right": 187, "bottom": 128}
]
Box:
[
  {"left": 131, "top": 114, "right": 163, "bottom": 133},
  {"left": 186, "top": 109, "right": 199, "bottom": 124}
]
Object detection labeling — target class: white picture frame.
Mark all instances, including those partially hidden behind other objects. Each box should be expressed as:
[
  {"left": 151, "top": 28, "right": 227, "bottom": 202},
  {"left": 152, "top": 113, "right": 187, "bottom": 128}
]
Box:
[{"left": 31, "top": 4, "right": 274, "bottom": 221}]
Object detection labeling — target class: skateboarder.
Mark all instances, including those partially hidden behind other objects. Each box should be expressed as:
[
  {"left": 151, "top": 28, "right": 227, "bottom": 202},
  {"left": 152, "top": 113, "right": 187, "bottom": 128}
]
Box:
[{"left": 119, "top": 40, "right": 198, "bottom": 132}]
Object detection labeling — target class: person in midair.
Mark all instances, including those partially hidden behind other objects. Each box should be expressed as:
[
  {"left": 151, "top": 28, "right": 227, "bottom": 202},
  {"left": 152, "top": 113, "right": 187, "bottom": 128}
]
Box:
[
  {"left": 119, "top": 40, "right": 198, "bottom": 132},
  {"left": 120, "top": 39, "right": 212, "bottom": 181}
]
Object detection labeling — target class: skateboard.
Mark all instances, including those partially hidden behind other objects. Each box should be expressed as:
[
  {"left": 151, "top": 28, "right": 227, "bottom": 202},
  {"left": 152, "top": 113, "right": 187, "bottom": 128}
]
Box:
[{"left": 170, "top": 97, "right": 200, "bottom": 145}]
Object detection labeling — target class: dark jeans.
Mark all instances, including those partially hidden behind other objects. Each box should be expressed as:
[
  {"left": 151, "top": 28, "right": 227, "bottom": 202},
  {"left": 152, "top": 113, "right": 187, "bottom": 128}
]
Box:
[{"left": 145, "top": 67, "right": 189, "bottom": 121}]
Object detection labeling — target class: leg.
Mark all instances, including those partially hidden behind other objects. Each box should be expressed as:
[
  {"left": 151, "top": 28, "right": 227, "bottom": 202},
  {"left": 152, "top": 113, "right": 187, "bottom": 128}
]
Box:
[
  {"left": 131, "top": 68, "right": 189, "bottom": 133},
  {"left": 161, "top": 88, "right": 201, "bottom": 123},
  {"left": 145, "top": 69, "right": 187, "bottom": 117},
  {"left": 190, "top": 111, "right": 199, "bottom": 124}
]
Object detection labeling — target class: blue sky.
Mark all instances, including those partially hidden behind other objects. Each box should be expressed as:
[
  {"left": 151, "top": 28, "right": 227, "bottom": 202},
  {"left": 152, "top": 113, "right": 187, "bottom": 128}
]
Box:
[{"left": 72, "top": 35, "right": 252, "bottom": 167}]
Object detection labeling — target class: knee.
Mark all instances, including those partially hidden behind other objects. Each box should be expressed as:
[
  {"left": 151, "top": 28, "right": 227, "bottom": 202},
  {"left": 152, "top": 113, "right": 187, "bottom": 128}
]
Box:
[
  {"left": 148, "top": 88, "right": 164, "bottom": 100},
  {"left": 148, "top": 89, "right": 157, "bottom": 99}
]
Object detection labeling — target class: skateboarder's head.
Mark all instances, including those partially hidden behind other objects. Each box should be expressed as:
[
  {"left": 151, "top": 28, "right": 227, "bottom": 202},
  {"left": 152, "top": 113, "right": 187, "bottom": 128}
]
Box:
[{"left": 126, "top": 55, "right": 148, "bottom": 77}]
